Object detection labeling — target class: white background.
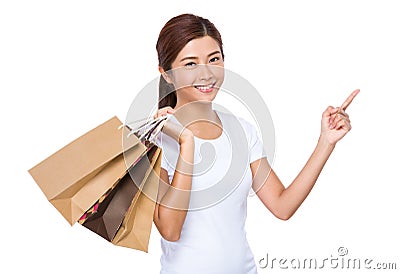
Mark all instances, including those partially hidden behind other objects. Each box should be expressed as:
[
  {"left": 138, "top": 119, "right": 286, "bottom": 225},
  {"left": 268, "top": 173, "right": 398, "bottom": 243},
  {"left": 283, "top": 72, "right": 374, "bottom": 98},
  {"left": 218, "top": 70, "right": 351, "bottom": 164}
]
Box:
[{"left": 1, "top": 1, "right": 399, "bottom": 273}]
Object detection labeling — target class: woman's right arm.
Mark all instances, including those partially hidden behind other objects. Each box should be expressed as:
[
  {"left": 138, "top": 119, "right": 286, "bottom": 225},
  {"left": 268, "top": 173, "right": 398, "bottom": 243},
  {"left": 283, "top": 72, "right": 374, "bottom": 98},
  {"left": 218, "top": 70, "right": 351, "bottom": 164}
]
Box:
[{"left": 153, "top": 107, "right": 195, "bottom": 242}]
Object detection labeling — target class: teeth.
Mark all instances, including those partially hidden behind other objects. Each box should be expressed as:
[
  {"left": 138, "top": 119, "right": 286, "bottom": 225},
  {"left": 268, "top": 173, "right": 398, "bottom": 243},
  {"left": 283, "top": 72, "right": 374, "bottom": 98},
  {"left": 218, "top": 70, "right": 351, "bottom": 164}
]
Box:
[{"left": 196, "top": 84, "right": 213, "bottom": 91}]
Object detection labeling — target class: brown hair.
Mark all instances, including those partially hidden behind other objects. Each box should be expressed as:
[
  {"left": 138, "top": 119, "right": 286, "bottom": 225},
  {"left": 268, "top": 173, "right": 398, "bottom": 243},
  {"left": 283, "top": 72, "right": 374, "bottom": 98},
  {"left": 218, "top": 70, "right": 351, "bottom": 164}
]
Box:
[{"left": 156, "top": 13, "right": 224, "bottom": 109}]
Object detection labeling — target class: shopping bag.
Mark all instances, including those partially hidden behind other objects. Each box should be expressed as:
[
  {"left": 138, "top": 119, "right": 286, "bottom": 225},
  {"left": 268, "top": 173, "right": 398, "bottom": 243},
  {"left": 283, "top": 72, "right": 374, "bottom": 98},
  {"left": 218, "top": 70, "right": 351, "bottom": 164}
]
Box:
[
  {"left": 77, "top": 117, "right": 165, "bottom": 252},
  {"left": 111, "top": 144, "right": 161, "bottom": 251},
  {"left": 77, "top": 143, "right": 161, "bottom": 251},
  {"left": 78, "top": 144, "right": 159, "bottom": 242},
  {"left": 28, "top": 116, "right": 147, "bottom": 225}
]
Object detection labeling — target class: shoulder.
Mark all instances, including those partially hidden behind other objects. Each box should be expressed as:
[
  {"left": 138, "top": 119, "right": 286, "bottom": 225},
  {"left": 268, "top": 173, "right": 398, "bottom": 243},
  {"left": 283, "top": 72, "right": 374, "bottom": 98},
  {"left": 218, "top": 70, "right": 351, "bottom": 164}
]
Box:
[
  {"left": 154, "top": 130, "right": 179, "bottom": 151},
  {"left": 216, "top": 110, "right": 257, "bottom": 134}
]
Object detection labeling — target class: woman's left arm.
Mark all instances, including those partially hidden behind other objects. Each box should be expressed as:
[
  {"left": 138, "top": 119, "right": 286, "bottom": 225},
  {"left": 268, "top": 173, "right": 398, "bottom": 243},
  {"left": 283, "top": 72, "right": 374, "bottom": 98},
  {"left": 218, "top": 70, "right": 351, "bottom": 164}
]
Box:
[{"left": 251, "top": 89, "right": 360, "bottom": 220}]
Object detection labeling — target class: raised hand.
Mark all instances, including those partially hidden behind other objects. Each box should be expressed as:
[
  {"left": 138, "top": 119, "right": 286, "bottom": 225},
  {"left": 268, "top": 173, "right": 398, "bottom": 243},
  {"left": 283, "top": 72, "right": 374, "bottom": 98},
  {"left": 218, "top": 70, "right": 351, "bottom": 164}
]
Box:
[
  {"left": 320, "top": 89, "right": 360, "bottom": 145},
  {"left": 154, "top": 106, "right": 194, "bottom": 144}
]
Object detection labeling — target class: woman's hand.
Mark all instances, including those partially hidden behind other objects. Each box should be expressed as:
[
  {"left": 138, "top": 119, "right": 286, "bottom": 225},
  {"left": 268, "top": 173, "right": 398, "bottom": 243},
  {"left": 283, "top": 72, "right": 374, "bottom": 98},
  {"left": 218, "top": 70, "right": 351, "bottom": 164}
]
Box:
[
  {"left": 320, "top": 89, "right": 360, "bottom": 145},
  {"left": 154, "top": 106, "right": 194, "bottom": 144}
]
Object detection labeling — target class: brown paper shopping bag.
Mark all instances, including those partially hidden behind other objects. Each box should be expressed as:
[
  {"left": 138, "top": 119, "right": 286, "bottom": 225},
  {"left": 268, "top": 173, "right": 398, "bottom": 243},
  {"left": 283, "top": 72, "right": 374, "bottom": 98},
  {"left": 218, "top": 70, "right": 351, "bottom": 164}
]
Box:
[
  {"left": 112, "top": 144, "right": 161, "bottom": 252},
  {"left": 79, "top": 144, "right": 157, "bottom": 239},
  {"left": 78, "top": 143, "right": 161, "bottom": 252},
  {"left": 28, "top": 116, "right": 147, "bottom": 225}
]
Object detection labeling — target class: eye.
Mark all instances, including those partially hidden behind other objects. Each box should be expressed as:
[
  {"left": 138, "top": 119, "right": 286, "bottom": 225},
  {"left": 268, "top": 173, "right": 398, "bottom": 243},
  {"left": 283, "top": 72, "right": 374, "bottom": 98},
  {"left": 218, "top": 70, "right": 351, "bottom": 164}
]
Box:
[
  {"left": 209, "top": 56, "right": 220, "bottom": 63},
  {"left": 185, "top": 62, "right": 197, "bottom": 68}
]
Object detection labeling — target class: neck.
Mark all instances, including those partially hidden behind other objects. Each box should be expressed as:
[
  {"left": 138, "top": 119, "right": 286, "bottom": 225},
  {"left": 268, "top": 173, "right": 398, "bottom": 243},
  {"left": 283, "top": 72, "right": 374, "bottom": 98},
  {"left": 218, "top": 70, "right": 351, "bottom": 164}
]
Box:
[{"left": 174, "top": 100, "right": 217, "bottom": 125}]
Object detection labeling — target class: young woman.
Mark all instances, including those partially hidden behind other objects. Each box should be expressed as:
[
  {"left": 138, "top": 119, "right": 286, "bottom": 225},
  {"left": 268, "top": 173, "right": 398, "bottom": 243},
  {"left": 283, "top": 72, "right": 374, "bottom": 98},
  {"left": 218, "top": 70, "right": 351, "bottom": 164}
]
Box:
[{"left": 152, "top": 13, "right": 359, "bottom": 274}]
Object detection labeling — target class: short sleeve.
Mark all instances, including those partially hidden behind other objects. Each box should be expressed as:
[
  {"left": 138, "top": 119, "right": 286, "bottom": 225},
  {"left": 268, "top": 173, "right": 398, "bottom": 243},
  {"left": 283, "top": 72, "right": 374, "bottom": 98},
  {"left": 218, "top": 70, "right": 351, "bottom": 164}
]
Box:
[
  {"left": 154, "top": 131, "right": 179, "bottom": 178},
  {"left": 154, "top": 132, "right": 170, "bottom": 172},
  {"left": 247, "top": 122, "right": 268, "bottom": 163},
  {"left": 220, "top": 111, "right": 268, "bottom": 164}
]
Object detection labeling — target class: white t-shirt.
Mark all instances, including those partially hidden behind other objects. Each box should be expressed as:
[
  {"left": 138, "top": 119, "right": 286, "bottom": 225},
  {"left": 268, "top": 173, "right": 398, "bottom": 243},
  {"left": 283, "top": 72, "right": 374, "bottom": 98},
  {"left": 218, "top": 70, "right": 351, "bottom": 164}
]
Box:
[{"left": 155, "top": 109, "right": 267, "bottom": 274}]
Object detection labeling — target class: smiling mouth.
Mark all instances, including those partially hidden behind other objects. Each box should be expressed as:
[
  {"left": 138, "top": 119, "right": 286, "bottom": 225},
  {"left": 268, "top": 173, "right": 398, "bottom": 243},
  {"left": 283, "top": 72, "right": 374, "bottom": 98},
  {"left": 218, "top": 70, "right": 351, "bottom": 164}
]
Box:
[{"left": 194, "top": 83, "right": 216, "bottom": 93}]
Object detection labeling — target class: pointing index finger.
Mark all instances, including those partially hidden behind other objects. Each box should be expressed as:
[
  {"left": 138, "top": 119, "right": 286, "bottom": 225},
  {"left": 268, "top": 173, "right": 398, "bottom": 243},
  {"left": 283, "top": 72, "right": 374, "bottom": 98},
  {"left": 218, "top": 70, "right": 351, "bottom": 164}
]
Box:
[{"left": 341, "top": 89, "right": 360, "bottom": 111}]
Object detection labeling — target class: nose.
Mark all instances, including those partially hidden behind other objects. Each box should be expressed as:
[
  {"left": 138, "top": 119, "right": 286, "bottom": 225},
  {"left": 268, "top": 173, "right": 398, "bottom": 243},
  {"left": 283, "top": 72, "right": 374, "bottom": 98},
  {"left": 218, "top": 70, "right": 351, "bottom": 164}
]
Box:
[{"left": 198, "top": 64, "right": 213, "bottom": 82}]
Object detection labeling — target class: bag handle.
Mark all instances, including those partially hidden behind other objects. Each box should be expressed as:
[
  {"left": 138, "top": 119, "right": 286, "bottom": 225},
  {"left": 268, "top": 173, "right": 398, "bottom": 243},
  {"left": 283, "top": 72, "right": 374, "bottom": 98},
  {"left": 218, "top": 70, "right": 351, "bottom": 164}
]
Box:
[{"left": 124, "top": 115, "right": 169, "bottom": 143}]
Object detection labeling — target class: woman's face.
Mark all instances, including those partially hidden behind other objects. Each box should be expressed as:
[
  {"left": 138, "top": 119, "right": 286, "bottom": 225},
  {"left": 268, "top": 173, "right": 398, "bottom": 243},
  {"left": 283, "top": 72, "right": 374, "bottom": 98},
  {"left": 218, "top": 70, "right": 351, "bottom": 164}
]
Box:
[{"left": 163, "top": 35, "right": 225, "bottom": 105}]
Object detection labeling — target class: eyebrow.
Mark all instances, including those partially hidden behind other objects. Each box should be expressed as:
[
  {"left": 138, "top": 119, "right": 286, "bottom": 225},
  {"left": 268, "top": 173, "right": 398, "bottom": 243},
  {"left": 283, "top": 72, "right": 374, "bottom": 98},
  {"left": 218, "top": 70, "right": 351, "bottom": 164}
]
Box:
[{"left": 179, "top": 50, "right": 221, "bottom": 62}]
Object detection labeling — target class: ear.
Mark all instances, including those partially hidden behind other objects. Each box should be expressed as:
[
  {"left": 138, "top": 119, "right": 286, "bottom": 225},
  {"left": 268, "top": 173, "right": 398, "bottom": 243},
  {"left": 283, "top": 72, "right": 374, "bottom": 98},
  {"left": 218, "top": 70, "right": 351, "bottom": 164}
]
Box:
[{"left": 159, "top": 66, "right": 173, "bottom": 84}]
